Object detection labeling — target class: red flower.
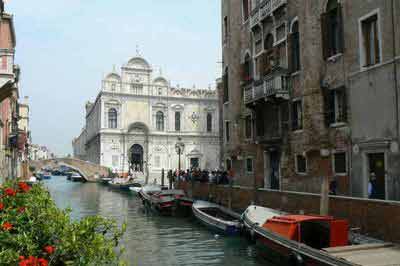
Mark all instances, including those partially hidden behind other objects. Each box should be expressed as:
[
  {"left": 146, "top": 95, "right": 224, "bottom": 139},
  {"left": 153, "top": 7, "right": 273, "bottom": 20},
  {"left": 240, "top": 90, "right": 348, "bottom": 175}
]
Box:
[
  {"left": 19, "top": 256, "right": 48, "bottom": 266},
  {"left": 43, "top": 245, "right": 55, "bottom": 255},
  {"left": 18, "top": 206, "right": 26, "bottom": 213},
  {"left": 4, "top": 188, "right": 16, "bottom": 196},
  {"left": 0, "top": 202, "right": 4, "bottom": 211},
  {"left": 2, "top": 222, "right": 13, "bottom": 231},
  {"left": 18, "top": 182, "right": 30, "bottom": 193}
]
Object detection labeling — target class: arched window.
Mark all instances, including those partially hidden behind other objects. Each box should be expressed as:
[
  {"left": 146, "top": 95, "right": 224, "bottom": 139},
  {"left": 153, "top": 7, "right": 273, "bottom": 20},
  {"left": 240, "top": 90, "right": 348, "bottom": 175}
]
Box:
[
  {"left": 156, "top": 111, "right": 164, "bottom": 131},
  {"left": 175, "top": 112, "right": 181, "bottom": 131},
  {"left": 264, "top": 34, "right": 274, "bottom": 50},
  {"left": 206, "top": 113, "right": 212, "bottom": 132},
  {"left": 243, "top": 53, "right": 252, "bottom": 82},
  {"left": 108, "top": 108, "right": 117, "bottom": 129},
  {"left": 291, "top": 21, "right": 301, "bottom": 72}
]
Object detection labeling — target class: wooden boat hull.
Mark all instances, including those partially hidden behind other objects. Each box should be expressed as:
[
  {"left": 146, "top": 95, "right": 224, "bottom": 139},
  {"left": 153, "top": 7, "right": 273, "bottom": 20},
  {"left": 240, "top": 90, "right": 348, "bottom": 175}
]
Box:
[
  {"left": 192, "top": 201, "right": 241, "bottom": 236},
  {"left": 140, "top": 188, "right": 192, "bottom": 216}
]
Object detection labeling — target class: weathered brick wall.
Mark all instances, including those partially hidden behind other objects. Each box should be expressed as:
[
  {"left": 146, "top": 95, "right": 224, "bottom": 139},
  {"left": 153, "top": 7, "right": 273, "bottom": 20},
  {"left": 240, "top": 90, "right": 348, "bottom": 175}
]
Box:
[{"left": 180, "top": 181, "right": 400, "bottom": 243}]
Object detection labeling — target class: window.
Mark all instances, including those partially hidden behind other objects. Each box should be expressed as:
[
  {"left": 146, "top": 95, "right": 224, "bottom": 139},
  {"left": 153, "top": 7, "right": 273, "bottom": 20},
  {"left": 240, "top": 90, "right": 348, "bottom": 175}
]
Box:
[
  {"left": 245, "top": 115, "right": 252, "bottom": 139},
  {"left": 112, "top": 155, "right": 119, "bottom": 167},
  {"left": 324, "top": 88, "right": 347, "bottom": 126},
  {"left": 242, "top": 0, "right": 250, "bottom": 22},
  {"left": 242, "top": 53, "right": 253, "bottom": 83},
  {"left": 253, "top": 26, "right": 263, "bottom": 55},
  {"left": 261, "top": 34, "right": 277, "bottom": 75},
  {"left": 360, "top": 13, "right": 381, "bottom": 67},
  {"left": 225, "top": 121, "right": 230, "bottom": 142},
  {"left": 246, "top": 157, "right": 254, "bottom": 173},
  {"left": 296, "top": 154, "right": 307, "bottom": 174},
  {"left": 290, "top": 21, "right": 300, "bottom": 72},
  {"left": 223, "top": 67, "right": 229, "bottom": 103},
  {"left": 223, "top": 16, "right": 228, "bottom": 44},
  {"left": 333, "top": 152, "right": 346, "bottom": 175},
  {"left": 156, "top": 111, "right": 164, "bottom": 131},
  {"left": 292, "top": 100, "right": 303, "bottom": 131},
  {"left": 175, "top": 112, "right": 181, "bottom": 131},
  {"left": 108, "top": 108, "right": 118, "bottom": 129},
  {"left": 321, "top": 0, "right": 344, "bottom": 59},
  {"left": 154, "top": 156, "right": 161, "bottom": 168},
  {"left": 111, "top": 83, "right": 116, "bottom": 92},
  {"left": 158, "top": 88, "right": 162, "bottom": 95},
  {"left": 206, "top": 113, "right": 212, "bottom": 132}
]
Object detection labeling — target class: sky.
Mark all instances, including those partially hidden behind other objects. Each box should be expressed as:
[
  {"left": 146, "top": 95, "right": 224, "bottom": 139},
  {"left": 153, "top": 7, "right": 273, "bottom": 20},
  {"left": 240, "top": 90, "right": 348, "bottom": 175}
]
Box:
[{"left": 6, "top": 0, "right": 222, "bottom": 156}]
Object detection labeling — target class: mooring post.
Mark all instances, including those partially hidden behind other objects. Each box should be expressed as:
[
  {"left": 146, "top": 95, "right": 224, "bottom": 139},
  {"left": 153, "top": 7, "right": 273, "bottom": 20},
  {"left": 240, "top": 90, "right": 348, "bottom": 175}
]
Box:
[
  {"left": 161, "top": 168, "right": 165, "bottom": 187},
  {"left": 168, "top": 170, "right": 172, "bottom": 189}
]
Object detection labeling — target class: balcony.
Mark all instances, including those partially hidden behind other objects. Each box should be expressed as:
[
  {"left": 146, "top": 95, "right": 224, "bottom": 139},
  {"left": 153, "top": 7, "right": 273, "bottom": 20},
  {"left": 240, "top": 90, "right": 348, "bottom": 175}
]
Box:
[
  {"left": 250, "top": 0, "right": 287, "bottom": 28},
  {"left": 244, "top": 72, "right": 290, "bottom": 105}
]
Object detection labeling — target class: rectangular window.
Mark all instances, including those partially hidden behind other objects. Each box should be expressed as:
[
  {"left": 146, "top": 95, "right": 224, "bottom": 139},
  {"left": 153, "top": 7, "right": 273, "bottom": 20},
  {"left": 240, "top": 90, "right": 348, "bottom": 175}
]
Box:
[
  {"left": 206, "top": 113, "right": 212, "bottom": 132},
  {"left": 321, "top": 4, "right": 344, "bottom": 59},
  {"left": 333, "top": 152, "right": 346, "bottom": 175},
  {"left": 254, "top": 27, "right": 263, "bottom": 55},
  {"left": 225, "top": 121, "right": 230, "bottom": 142},
  {"left": 296, "top": 154, "right": 307, "bottom": 174},
  {"left": 246, "top": 157, "right": 253, "bottom": 173},
  {"left": 256, "top": 109, "right": 264, "bottom": 137},
  {"left": 223, "top": 69, "right": 229, "bottom": 103},
  {"left": 154, "top": 156, "right": 160, "bottom": 168},
  {"left": 324, "top": 88, "right": 347, "bottom": 126},
  {"left": 361, "top": 13, "right": 380, "bottom": 67},
  {"left": 242, "top": 0, "right": 250, "bottom": 22},
  {"left": 292, "top": 100, "right": 303, "bottom": 131},
  {"left": 245, "top": 115, "right": 252, "bottom": 139},
  {"left": 223, "top": 16, "right": 228, "bottom": 44},
  {"left": 112, "top": 155, "right": 119, "bottom": 167},
  {"left": 175, "top": 112, "right": 181, "bottom": 131}
]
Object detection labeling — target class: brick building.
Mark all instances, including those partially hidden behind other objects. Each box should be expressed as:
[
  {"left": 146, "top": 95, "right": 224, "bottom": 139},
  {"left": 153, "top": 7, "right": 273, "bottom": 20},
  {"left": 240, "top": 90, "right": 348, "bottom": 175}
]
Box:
[{"left": 221, "top": 0, "right": 400, "bottom": 200}]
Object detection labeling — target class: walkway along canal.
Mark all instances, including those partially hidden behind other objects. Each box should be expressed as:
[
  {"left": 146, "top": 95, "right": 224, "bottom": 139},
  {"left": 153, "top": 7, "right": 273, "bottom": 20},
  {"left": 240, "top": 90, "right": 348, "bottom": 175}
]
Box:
[{"left": 44, "top": 177, "right": 275, "bottom": 266}]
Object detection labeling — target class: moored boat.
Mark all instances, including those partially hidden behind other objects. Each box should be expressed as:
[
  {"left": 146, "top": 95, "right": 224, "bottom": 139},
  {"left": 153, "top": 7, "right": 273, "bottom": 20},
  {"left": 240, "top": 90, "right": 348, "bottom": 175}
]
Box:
[
  {"left": 108, "top": 179, "right": 141, "bottom": 190},
  {"left": 192, "top": 200, "right": 241, "bottom": 235},
  {"left": 242, "top": 205, "right": 286, "bottom": 238},
  {"left": 149, "top": 189, "right": 192, "bottom": 215},
  {"left": 71, "top": 173, "right": 84, "bottom": 182},
  {"left": 42, "top": 172, "right": 52, "bottom": 180},
  {"left": 100, "top": 177, "right": 113, "bottom": 185},
  {"left": 252, "top": 213, "right": 353, "bottom": 266}
]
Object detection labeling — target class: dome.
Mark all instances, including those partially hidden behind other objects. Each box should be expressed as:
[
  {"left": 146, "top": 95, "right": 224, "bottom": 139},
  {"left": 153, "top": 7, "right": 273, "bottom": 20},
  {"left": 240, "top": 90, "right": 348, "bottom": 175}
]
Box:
[
  {"left": 126, "top": 57, "right": 151, "bottom": 70},
  {"left": 153, "top": 76, "right": 168, "bottom": 86}
]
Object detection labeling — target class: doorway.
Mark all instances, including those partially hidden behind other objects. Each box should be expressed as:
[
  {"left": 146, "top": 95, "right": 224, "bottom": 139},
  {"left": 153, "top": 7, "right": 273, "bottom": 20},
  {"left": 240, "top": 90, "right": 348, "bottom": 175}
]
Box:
[
  {"left": 264, "top": 150, "right": 280, "bottom": 190},
  {"left": 129, "top": 144, "right": 144, "bottom": 172},
  {"left": 367, "top": 153, "right": 386, "bottom": 200},
  {"left": 270, "top": 151, "right": 280, "bottom": 190},
  {"left": 190, "top": 158, "right": 199, "bottom": 169}
]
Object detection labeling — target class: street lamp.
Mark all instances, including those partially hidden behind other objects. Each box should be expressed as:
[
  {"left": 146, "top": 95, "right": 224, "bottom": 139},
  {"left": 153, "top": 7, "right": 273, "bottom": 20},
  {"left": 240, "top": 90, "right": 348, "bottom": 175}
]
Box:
[{"left": 175, "top": 137, "right": 185, "bottom": 177}]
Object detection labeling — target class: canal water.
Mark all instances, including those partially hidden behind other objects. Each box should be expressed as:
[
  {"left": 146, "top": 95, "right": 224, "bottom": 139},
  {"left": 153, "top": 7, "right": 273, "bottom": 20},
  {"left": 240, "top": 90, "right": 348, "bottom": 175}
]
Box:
[{"left": 44, "top": 177, "right": 275, "bottom": 266}]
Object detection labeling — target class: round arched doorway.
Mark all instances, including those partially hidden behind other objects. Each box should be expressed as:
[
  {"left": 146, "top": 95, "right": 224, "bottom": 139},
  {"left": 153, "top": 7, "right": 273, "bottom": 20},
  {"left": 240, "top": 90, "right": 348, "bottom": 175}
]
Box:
[{"left": 129, "top": 144, "right": 144, "bottom": 172}]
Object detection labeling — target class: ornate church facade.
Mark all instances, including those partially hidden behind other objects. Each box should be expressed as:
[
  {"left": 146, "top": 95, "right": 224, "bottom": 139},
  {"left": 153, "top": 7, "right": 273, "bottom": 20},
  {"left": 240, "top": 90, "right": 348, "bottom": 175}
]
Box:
[{"left": 72, "top": 56, "right": 220, "bottom": 179}]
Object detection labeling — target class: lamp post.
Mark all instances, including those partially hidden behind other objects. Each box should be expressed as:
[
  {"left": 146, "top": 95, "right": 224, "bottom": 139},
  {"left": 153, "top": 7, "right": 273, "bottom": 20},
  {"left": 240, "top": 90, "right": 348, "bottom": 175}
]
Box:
[{"left": 175, "top": 137, "right": 185, "bottom": 185}]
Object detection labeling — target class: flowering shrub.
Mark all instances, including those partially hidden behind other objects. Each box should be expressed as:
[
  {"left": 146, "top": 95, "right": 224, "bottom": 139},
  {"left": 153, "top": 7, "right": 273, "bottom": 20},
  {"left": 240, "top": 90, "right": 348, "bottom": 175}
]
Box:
[{"left": 0, "top": 180, "right": 125, "bottom": 265}]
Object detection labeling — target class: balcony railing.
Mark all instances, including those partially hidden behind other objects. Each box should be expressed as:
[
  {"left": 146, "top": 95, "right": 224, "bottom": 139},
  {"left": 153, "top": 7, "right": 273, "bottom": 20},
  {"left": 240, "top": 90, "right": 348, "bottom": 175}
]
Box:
[
  {"left": 250, "top": 0, "right": 287, "bottom": 28},
  {"left": 244, "top": 73, "right": 290, "bottom": 105}
]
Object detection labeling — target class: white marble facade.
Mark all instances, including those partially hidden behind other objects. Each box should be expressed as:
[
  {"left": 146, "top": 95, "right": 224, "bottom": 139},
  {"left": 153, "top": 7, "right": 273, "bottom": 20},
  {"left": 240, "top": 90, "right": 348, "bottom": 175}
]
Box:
[{"left": 73, "top": 56, "right": 220, "bottom": 179}]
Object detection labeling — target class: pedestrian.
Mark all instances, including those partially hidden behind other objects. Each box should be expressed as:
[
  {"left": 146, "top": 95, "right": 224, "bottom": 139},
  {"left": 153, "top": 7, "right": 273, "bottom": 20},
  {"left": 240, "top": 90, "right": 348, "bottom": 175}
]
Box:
[{"left": 368, "top": 172, "right": 377, "bottom": 199}]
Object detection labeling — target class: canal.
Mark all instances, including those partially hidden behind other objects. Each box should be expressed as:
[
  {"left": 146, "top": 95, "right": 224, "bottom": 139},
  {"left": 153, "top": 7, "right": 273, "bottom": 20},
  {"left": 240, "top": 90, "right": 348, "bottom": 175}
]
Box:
[{"left": 44, "top": 177, "right": 275, "bottom": 266}]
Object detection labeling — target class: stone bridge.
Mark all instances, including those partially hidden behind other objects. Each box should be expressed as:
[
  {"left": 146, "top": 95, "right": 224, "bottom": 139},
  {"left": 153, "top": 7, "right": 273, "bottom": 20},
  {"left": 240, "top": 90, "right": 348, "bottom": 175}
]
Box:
[{"left": 29, "top": 158, "right": 110, "bottom": 182}]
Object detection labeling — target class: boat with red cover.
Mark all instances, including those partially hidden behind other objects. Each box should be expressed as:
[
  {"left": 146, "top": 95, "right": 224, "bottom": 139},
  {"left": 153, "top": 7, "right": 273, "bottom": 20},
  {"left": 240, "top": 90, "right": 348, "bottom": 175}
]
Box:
[{"left": 250, "top": 212, "right": 355, "bottom": 266}]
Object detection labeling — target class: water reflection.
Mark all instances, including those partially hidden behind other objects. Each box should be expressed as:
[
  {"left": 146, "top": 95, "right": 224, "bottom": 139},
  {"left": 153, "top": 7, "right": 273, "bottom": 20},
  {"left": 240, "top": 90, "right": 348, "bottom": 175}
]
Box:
[{"left": 45, "top": 178, "right": 274, "bottom": 266}]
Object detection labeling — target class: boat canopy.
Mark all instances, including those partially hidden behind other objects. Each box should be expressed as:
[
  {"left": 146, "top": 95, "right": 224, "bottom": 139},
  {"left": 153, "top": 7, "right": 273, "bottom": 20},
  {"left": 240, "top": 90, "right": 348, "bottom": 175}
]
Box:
[{"left": 263, "top": 214, "right": 349, "bottom": 249}]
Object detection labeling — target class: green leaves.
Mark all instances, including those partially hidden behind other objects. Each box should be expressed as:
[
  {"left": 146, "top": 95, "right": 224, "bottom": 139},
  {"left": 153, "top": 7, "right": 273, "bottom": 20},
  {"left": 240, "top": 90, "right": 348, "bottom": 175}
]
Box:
[{"left": 0, "top": 180, "right": 125, "bottom": 265}]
